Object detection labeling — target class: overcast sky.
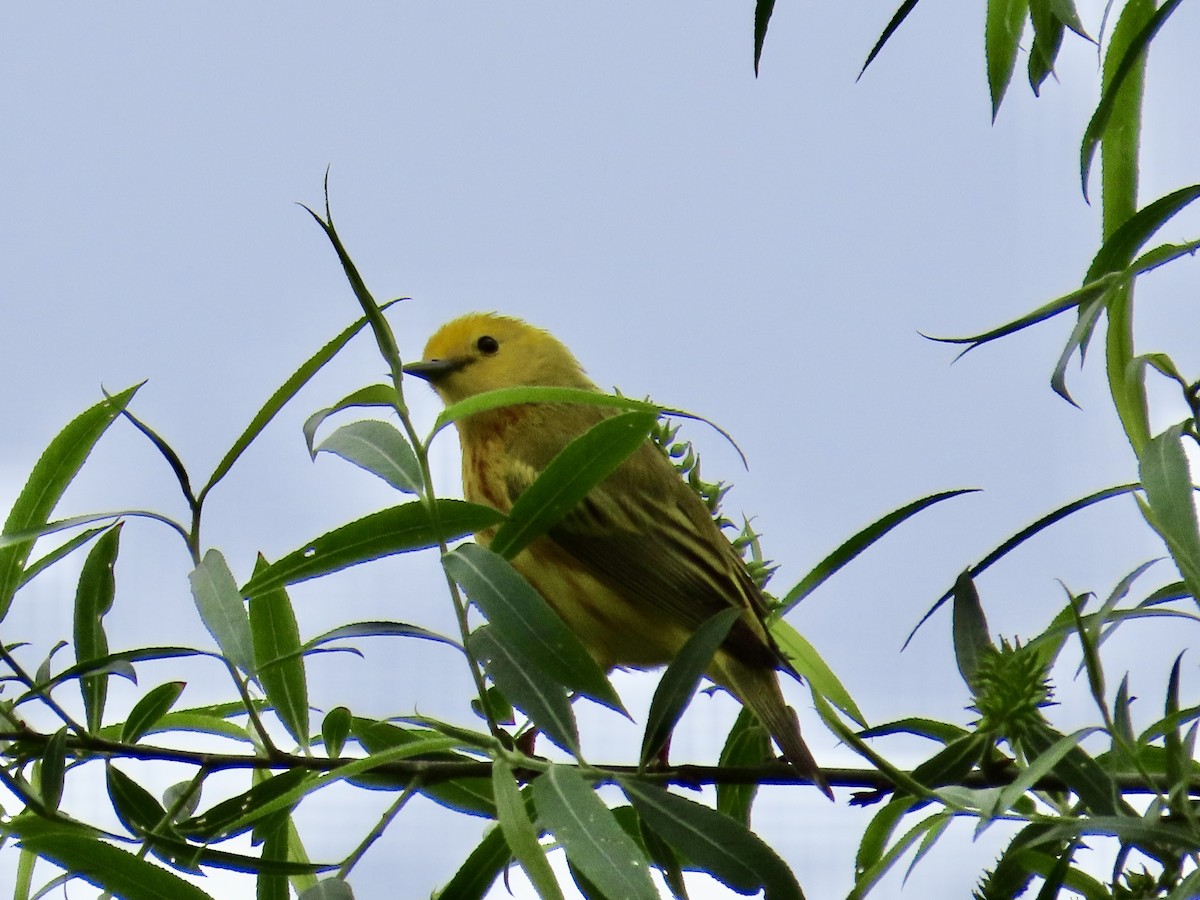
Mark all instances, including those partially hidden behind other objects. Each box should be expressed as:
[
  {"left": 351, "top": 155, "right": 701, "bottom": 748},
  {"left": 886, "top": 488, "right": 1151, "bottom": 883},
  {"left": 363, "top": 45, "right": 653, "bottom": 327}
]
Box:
[{"left": 2, "top": 3, "right": 1198, "bottom": 898}]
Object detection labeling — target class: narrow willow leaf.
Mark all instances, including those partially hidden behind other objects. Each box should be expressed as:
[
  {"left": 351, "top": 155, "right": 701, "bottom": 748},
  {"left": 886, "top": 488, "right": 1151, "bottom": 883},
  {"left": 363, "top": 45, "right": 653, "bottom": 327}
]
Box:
[
  {"left": 859, "top": 0, "right": 921, "bottom": 80},
  {"left": 490, "top": 410, "right": 658, "bottom": 559},
  {"left": 12, "top": 822, "right": 216, "bottom": 900},
  {"left": 322, "top": 707, "right": 351, "bottom": 758},
  {"left": 200, "top": 300, "right": 402, "bottom": 501},
  {"left": 952, "top": 571, "right": 993, "bottom": 692},
  {"left": 446, "top": 543, "right": 624, "bottom": 713},
  {"left": 242, "top": 499, "right": 504, "bottom": 597},
  {"left": 75, "top": 523, "right": 122, "bottom": 731},
  {"left": 122, "top": 682, "right": 186, "bottom": 743},
  {"left": 305, "top": 620, "right": 463, "bottom": 655},
  {"left": 637, "top": 816, "right": 690, "bottom": 900},
  {"left": 753, "top": 0, "right": 775, "bottom": 74},
  {"left": 179, "top": 769, "right": 310, "bottom": 840},
  {"left": 163, "top": 780, "right": 202, "bottom": 823},
  {"left": 36, "top": 646, "right": 207, "bottom": 697},
  {"left": 1138, "top": 425, "right": 1200, "bottom": 603},
  {"left": 189, "top": 549, "right": 255, "bottom": 675},
  {"left": 988, "top": 728, "right": 1097, "bottom": 823},
  {"left": 468, "top": 625, "right": 579, "bottom": 755},
  {"left": 1113, "top": 675, "right": 1135, "bottom": 747},
  {"left": 855, "top": 796, "right": 913, "bottom": 877},
  {"left": 111, "top": 399, "right": 195, "bottom": 509},
  {"left": 641, "top": 608, "right": 741, "bottom": 766},
  {"left": 985, "top": 0, "right": 1030, "bottom": 120},
  {"left": 772, "top": 619, "right": 865, "bottom": 726},
  {"left": 256, "top": 806, "right": 290, "bottom": 900},
  {"left": 0, "top": 383, "right": 139, "bottom": 620},
  {"left": 620, "top": 778, "right": 803, "bottom": 899},
  {"left": 217, "top": 737, "right": 461, "bottom": 839},
  {"left": 1080, "top": 0, "right": 1181, "bottom": 197},
  {"left": 859, "top": 718, "right": 968, "bottom": 743},
  {"left": 429, "top": 385, "right": 656, "bottom": 443},
  {"left": 533, "top": 767, "right": 657, "bottom": 900},
  {"left": 1020, "top": 722, "right": 1124, "bottom": 816},
  {"left": 1027, "top": 0, "right": 1063, "bottom": 94},
  {"left": 907, "top": 484, "right": 1140, "bottom": 646},
  {"left": 1048, "top": 0, "right": 1089, "bottom": 39},
  {"left": 433, "top": 824, "right": 510, "bottom": 899},
  {"left": 909, "top": 733, "right": 988, "bottom": 791},
  {"left": 107, "top": 764, "right": 171, "bottom": 838},
  {"left": 298, "top": 879, "right": 354, "bottom": 900},
  {"left": 780, "top": 488, "right": 976, "bottom": 612},
  {"left": 1028, "top": 815, "right": 1195, "bottom": 852},
  {"left": 19, "top": 526, "right": 106, "bottom": 590},
  {"left": 492, "top": 760, "right": 564, "bottom": 900},
  {"left": 850, "top": 810, "right": 956, "bottom": 900},
  {"left": 1087, "top": 184, "right": 1200, "bottom": 281},
  {"left": 303, "top": 383, "right": 396, "bottom": 456},
  {"left": 249, "top": 554, "right": 309, "bottom": 748},
  {"left": 716, "top": 707, "right": 771, "bottom": 826},
  {"left": 39, "top": 728, "right": 68, "bottom": 812},
  {"left": 315, "top": 419, "right": 422, "bottom": 494},
  {"left": 351, "top": 718, "right": 496, "bottom": 818}
]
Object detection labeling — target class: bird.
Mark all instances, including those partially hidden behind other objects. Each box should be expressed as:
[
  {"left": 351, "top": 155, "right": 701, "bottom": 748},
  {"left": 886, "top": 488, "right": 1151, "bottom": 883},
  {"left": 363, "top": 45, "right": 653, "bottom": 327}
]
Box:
[{"left": 403, "top": 312, "right": 832, "bottom": 798}]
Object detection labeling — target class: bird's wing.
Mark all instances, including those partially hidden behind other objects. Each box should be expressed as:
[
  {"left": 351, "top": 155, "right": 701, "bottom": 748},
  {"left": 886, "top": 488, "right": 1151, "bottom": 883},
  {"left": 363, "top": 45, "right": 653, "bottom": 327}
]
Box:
[{"left": 505, "top": 426, "right": 780, "bottom": 670}]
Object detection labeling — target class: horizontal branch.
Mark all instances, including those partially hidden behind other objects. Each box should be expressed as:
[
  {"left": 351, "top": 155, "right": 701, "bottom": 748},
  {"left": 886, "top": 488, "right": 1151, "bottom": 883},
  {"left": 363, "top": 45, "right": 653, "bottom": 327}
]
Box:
[{"left": 1, "top": 729, "right": 1194, "bottom": 799}]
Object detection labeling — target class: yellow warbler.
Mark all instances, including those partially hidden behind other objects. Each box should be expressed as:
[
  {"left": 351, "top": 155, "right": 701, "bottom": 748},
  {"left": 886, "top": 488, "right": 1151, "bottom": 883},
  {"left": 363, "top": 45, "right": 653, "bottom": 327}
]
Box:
[{"left": 404, "top": 313, "right": 831, "bottom": 797}]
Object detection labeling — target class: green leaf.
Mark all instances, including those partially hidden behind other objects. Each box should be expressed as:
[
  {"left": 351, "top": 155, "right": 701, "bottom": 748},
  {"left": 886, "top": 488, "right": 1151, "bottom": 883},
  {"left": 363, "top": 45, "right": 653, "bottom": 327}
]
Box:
[
  {"left": 1019, "top": 722, "right": 1124, "bottom": 816},
  {"left": 74, "top": 523, "right": 122, "bottom": 731},
  {"left": 771, "top": 619, "right": 865, "bottom": 726},
  {"left": 304, "top": 620, "right": 463, "bottom": 655},
  {"left": 189, "top": 549, "right": 255, "bottom": 675},
  {"left": 179, "top": 769, "right": 310, "bottom": 840},
  {"left": 1087, "top": 185, "right": 1200, "bottom": 281},
  {"left": 1138, "top": 424, "right": 1200, "bottom": 604},
  {"left": 107, "top": 764, "right": 171, "bottom": 839},
  {"left": 249, "top": 554, "right": 310, "bottom": 748},
  {"left": 859, "top": 0, "right": 921, "bottom": 80},
  {"left": 533, "top": 767, "right": 657, "bottom": 900},
  {"left": 467, "top": 624, "right": 579, "bottom": 755},
  {"left": 638, "top": 815, "right": 690, "bottom": 900},
  {"left": 620, "top": 777, "right": 804, "bottom": 899},
  {"left": 298, "top": 879, "right": 355, "bottom": 900},
  {"left": 255, "top": 805, "right": 290, "bottom": 900},
  {"left": 641, "top": 608, "right": 741, "bottom": 766},
  {"left": 12, "top": 819, "right": 216, "bottom": 900},
  {"left": 952, "top": 571, "right": 993, "bottom": 692},
  {"left": 492, "top": 760, "right": 564, "bottom": 900},
  {"left": 850, "top": 809, "right": 959, "bottom": 900},
  {"left": 432, "top": 823, "right": 509, "bottom": 899},
  {"left": 753, "top": 0, "right": 775, "bottom": 74},
  {"left": 985, "top": 728, "right": 1097, "bottom": 826},
  {"left": 315, "top": 419, "right": 422, "bottom": 495},
  {"left": 351, "top": 718, "right": 496, "bottom": 818},
  {"left": 780, "top": 488, "right": 976, "bottom": 613},
  {"left": 321, "top": 707, "right": 351, "bottom": 758},
  {"left": 199, "top": 301, "right": 403, "bottom": 501},
  {"left": 716, "top": 707, "right": 771, "bottom": 826},
  {"left": 445, "top": 543, "right": 623, "bottom": 713},
  {"left": 907, "top": 484, "right": 1140, "bottom": 645},
  {"left": 39, "top": 727, "right": 68, "bottom": 812},
  {"left": 122, "top": 682, "right": 187, "bottom": 744},
  {"left": 242, "top": 499, "right": 504, "bottom": 597},
  {"left": 490, "top": 410, "right": 658, "bottom": 559},
  {"left": 19, "top": 526, "right": 107, "bottom": 590},
  {"left": 302, "top": 384, "right": 396, "bottom": 456},
  {"left": 1027, "top": 0, "right": 1064, "bottom": 94},
  {"left": 1080, "top": 0, "right": 1181, "bottom": 197},
  {"left": 34, "top": 646, "right": 208, "bottom": 698},
  {"left": 985, "top": 0, "right": 1030, "bottom": 120},
  {"left": 0, "top": 383, "right": 139, "bottom": 621}
]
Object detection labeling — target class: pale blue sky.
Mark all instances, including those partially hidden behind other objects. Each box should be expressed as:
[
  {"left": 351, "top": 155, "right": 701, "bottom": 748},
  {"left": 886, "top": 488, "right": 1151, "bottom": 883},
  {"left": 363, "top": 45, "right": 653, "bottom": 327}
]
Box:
[{"left": 2, "top": 3, "right": 1198, "bottom": 897}]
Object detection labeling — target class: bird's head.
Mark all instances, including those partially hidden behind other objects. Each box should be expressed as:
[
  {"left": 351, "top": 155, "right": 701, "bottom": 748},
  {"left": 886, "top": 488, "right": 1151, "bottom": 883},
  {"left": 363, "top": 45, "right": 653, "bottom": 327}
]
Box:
[{"left": 403, "top": 313, "right": 594, "bottom": 404}]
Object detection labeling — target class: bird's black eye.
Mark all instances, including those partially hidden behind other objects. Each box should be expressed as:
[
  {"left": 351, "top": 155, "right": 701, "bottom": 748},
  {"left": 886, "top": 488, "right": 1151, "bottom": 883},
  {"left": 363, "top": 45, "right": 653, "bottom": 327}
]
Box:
[{"left": 477, "top": 335, "right": 499, "bottom": 355}]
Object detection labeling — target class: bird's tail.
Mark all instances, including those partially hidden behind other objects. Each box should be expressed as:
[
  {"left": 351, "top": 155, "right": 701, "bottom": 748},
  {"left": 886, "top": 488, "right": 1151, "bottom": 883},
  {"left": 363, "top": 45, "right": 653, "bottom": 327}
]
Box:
[{"left": 714, "top": 654, "right": 834, "bottom": 800}]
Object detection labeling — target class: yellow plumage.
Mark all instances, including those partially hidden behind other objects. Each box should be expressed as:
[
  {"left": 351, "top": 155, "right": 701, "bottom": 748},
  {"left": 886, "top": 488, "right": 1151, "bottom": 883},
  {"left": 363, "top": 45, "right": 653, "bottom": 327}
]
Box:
[{"left": 404, "top": 313, "right": 831, "bottom": 797}]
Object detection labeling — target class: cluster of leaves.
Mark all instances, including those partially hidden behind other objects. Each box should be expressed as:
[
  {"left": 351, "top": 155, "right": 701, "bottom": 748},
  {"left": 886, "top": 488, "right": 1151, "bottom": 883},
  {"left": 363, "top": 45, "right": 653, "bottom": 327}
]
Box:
[
  {"left": 0, "top": 184, "right": 926, "bottom": 898},
  {"left": 1, "top": 3, "right": 1198, "bottom": 899}
]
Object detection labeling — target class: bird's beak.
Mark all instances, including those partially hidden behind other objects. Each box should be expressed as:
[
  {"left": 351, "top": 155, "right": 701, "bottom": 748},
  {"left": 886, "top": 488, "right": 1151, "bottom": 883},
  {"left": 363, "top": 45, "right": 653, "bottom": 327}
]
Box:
[{"left": 402, "top": 357, "right": 469, "bottom": 383}]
